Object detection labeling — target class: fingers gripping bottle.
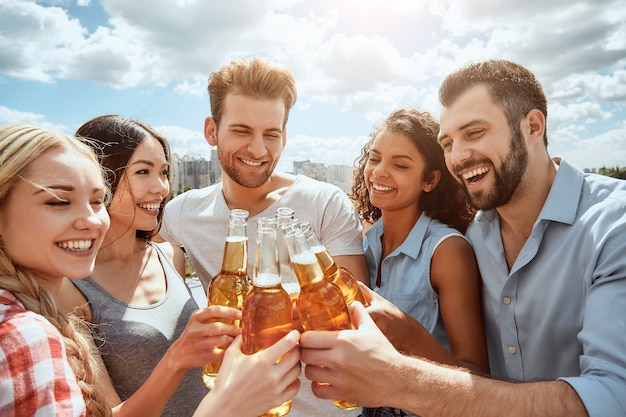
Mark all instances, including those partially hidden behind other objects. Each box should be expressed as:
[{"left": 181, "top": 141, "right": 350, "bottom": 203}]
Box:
[
  {"left": 275, "top": 207, "right": 300, "bottom": 300},
  {"left": 242, "top": 217, "right": 294, "bottom": 417},
  {"left": 202, "top": 209, "right": 252, "bottom": 389},
  {"left": 282, "top": 221, "right": 358, "bottom": 411},
  {"left": 299, "top": 220, "right": 370, "bottom": 307}
]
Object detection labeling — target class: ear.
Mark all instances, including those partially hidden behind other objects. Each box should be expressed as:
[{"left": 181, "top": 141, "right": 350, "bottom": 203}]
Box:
[
  {"left": 423, "top": 170, "right": 441, "bottom": 193},
  {"left": 204, "top": 117, "right": 217, "bottom": 146},
  {"left": 524, "top": 109, "right": 545, "bottom": 143},
  {"left": 282, "top": 127, "right": 287, "bottom": 148}
]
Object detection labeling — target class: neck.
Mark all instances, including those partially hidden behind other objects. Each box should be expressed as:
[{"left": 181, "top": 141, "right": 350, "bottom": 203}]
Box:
[
  {"left": 98, "top": 227, "right": 148, "bottom": 264},
  {"left": 380, "top": 206, "right": 421, "bottom": 257},
  {"left": 496, "top": 155, "right": 558, "bottom": 235},
  {"left": 221, "top": 171, "right": 294, "bottom": 216}
]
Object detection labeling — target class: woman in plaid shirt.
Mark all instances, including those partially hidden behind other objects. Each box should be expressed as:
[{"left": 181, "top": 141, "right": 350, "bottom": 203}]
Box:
[{"left": 0, "top": 123, "right": 111, "bottom": 417}]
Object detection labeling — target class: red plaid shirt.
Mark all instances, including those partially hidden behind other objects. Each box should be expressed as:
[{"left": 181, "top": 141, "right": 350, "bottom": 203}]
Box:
[{"left": 0, "top": 289, "right": 87, "bottom": 417}]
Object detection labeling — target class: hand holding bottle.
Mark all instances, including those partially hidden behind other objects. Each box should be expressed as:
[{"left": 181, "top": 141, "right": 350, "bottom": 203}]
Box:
[
  {"left": 194, "top": 331, "right": 302, "bottom": 417},
  {"left": 168, "top": 305, "right": 242, "bottom": 370},
  {"left": 300, "top": 302, "right": 403, "bottom": 409},
  {"left": 359, "top": 282, "right": 429, "bottom": 354}
]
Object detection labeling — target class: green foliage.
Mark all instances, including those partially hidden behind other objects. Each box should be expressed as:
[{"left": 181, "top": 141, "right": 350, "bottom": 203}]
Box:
[{"left": 598, "top": 166, "right": 626, "bottom": 179}]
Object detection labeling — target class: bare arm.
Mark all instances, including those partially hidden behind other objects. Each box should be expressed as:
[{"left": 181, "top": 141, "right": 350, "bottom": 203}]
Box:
[
  {"left": 334, "top": 254, "right": 369, "bottom": 286},
  {"left": 430, "top": 236, "right": 489, "bottom": 373},
  {"left": 300, "top": 303, "right": 588, "bottom": 417}
]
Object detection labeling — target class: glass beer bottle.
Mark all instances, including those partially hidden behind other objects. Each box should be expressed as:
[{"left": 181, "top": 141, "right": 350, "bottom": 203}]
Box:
[
  {"left": 242, "top": 217, "right": 293, "bottom": 417},
  {"left": 299, "top": 220, "right": 369, "bottom": 307},
  {"left": 282, "top": 221, "right": 357, "bottom": 411},
  {"left": 202, "top": 208, "right": 252, "bottom": 389},
  {"left": 275, "top": 207, "right": 300, "bottom": 300}
]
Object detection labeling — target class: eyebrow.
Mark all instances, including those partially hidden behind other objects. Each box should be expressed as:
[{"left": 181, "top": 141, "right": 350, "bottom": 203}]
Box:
[
  {"left": 32, "top": 184, "right": 106, "bottom": 199},
  {"left": 130, "top": 159, "right": 170, "bottom": 168},
  {"left": 370, "top": 148, "right": 415, "bottom": 161},
  {"left": 229, "top": 123, "right": 283, "bottom": 134},
  {"left": 33, "top": 184, "right": 75, "bottom": 195},
  {"left": 438, "top": 118, "right": 489, "bottom": 142}
]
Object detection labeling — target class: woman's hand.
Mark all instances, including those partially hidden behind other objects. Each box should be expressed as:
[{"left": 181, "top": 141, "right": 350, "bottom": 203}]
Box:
[
  {"left": 167, "top": 305, "right": 242, "bottom": 371},
  {"left": 193, "top": 330, "right": 302, "bottom": 417}
]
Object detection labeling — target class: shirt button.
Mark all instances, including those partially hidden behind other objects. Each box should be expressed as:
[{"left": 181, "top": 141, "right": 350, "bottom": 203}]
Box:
[
  {"left": 503, "top": 296, "right": 511, "bottom": 305},
  {"left": 508, "top": 346, "right": 516, "bottom": 354}
]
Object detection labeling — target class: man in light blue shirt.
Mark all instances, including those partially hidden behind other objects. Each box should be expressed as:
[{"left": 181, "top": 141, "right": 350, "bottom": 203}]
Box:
[{"left": 299, "top": 59, "right": 626, "bottom": 417}]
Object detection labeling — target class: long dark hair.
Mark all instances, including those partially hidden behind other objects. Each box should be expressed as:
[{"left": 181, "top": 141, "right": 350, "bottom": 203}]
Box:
[
  {"left": 75, "top": 115, "right": 171, "bottom": 240},
  {"left": 350, "top": 108, "right": 474, "bottom": 233}
]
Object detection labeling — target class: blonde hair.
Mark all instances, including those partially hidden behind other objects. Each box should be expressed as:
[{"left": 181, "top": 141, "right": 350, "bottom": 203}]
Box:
[
  {"left": 0, "top": 123, "right": 111, "bottom": 417},
  {"left": 207, "top": 56, "right": 297, "bottom": 127}
]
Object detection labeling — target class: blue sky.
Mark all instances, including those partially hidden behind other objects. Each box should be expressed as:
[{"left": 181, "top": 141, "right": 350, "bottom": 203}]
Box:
[{"left": 1, "top": 0, "right": 625, "bottom": 172}]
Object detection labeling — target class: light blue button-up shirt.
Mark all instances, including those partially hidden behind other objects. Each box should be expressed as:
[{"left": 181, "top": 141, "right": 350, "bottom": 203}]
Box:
[{"left": 467, "top": 158, "right": 626, "bottom": 416}]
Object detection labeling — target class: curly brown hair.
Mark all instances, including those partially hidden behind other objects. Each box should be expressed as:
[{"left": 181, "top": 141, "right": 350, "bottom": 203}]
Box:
[{"left": 350, "top": 108, "right": 475, "bottom": 233}]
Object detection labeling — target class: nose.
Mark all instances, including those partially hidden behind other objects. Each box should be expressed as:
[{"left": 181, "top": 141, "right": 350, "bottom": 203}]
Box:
[
  {"left": 246, "top": 132, "right": 267, "bottom": 158},
  {"left": 371, "top": 161, "right": 389, "bottom": 178},
  {"left": 447, "top": 140, "right": 472, "bottom": 168},
  {"left": 153, "top": 175, "right": 169, "bottom": 198},
  {"left": 74, "top": 204, "right": 109, "bottom": 231}
]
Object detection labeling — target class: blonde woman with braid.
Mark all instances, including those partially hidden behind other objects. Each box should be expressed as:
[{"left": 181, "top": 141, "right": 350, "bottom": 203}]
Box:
[
  {"left": 0, "top": 123, "right": 112, "bottom": 417},
  {"left": 0, "top": 123, "right": 301, "bottom": 417}
]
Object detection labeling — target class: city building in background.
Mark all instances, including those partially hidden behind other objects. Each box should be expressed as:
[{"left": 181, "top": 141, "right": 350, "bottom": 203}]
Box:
[{"left": 170, "top": 153, "right": 355, "bottom": 196}]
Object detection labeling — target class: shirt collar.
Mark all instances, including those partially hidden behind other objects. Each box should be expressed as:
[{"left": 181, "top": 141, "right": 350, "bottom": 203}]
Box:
[{"left": 366, "top": 213, "right": 430, "bottom": 259}]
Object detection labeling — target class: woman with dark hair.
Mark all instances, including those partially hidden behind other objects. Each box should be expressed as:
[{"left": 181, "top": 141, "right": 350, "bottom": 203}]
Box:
[
  {"left": 58, "top": 115, "right": 301, "bottom": 417},
  {"left": 350, "top": 108, "right": 489, "bottom": 417}
]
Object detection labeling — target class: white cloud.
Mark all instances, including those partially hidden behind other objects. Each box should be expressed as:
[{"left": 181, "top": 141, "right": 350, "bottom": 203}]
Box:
[
  {"left": 0, "top": 106, "right": 68, "bottom": 132},
  {"left": 0, "top": 0, "right": 624, "bottom": 169}
]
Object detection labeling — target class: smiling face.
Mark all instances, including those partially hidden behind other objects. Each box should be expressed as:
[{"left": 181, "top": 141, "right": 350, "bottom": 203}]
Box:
[
  {"left": 106, "top": 135, "right": 169, "bottom": 234},
  {"left": 0, "top": 146, "right": 110, "bottom": 287},
  {"left": 438, "top": 85, "right": 528, "bottom": 210},
  {"left": 364, "top": 129, "right": 438, "bottom": 215},
  {"left": 206, "top": 93, "right": 286, "bottom": 189}
]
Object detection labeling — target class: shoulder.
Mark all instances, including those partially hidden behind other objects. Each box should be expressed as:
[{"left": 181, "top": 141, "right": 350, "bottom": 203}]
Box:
[
  {"left": 56, "top": 278, "right": 91, "bottom": 320},
  {"left": 153, "top": 240, "right": 175, "bottom": 257},
  {"left": 0, "top": 302, "right": 64, "bottom": 357}
]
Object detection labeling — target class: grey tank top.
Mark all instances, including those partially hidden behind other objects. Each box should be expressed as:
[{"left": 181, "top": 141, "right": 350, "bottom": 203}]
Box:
[{"left": 72, "top": 242, "right": 207, "bottom": 417}]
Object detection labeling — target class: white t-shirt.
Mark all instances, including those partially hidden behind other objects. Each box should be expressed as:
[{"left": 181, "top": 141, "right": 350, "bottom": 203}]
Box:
[{"left": 160, "top": 174, "right": 365, "bottom": 417}]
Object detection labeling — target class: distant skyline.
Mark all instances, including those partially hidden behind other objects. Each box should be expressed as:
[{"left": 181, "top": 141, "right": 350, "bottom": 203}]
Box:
[{"left": 1, "top": 0, "right": 625, "bottom": 171}]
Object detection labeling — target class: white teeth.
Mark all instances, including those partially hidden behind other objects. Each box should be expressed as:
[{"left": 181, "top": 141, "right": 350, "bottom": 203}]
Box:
[
  {"left": 240, "top": 158, "right": 263, "bottom": 167},
  {"left": 58, "top": 240, "right": 92, "bottom": 251},
  {"left": 462, "top": 167, "right": 489, "bottom": 180},
  {"left": 372, "top": 183, "right": 394, "bottom": 191},
  {"left": 139, "top": 203, "right": 160, "bottom": 210}
]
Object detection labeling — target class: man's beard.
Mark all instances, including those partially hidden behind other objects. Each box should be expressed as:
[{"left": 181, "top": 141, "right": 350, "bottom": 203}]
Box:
[
  {"left": 218, "top": 146, "right": 277, "bottom": 188},
  {"left": 463, "top": 125, "right": 528, "bottom": 211}
]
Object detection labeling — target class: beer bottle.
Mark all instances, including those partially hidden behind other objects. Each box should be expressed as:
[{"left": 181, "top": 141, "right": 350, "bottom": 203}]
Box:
[
  {"left": 299, "top": 220, "right": 369, "bottom": 307},
  {"left": 202, "top": 208, "right": 252, "bottom": 389},
  {"left": 275, "top": 207, "right": 300, "bottom": 300},
  {"left": 282, "top": 221, "right": 357, "bottom": 411},
  {"left": 242, "top": 217, "right": 293, "bottom": 417}
]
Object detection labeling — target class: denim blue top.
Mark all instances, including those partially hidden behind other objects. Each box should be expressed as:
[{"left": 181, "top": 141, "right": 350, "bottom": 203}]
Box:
[
  {"left": 364, "top": 213, "right": 464, "bottom": 351},
  {"left": 467, "top": 158, "right": 626, "bottom": 416}
]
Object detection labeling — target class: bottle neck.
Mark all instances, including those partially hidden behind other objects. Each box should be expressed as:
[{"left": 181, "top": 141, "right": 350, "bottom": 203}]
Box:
[
  {"left": 221, "top": 236, "right": 248, "bottom": 273},
  {"left": 254, "top": 222, "right": 281, "bottom": 286}
]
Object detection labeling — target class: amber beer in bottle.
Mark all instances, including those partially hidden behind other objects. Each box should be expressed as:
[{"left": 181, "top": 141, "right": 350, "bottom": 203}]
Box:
[
  {"left": 202, "top": 209, "right": 252, "bottom": 389},
  {"left": 299, "top": 220, "right": 369, "bottom": 307},
  {"left": 282, "top": 221, "right": 357, "bottom": 410},
  {"left": 242, "top": 217, "right": 293, "bottom": 417}
]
